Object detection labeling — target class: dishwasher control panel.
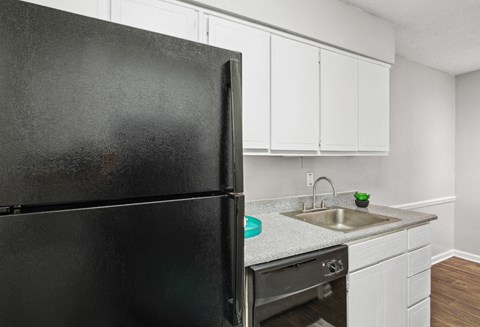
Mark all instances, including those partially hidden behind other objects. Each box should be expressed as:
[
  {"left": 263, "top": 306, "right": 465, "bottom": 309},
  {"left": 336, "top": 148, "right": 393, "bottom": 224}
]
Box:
[{"left": 322, "top": 258, "right": 345, "bottom": 276}]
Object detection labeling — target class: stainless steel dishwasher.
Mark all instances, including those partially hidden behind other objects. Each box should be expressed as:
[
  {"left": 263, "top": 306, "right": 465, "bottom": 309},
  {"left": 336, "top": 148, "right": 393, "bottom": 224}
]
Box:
[{"left": 247, "top": 245, "right": 348, "bottom": 327}]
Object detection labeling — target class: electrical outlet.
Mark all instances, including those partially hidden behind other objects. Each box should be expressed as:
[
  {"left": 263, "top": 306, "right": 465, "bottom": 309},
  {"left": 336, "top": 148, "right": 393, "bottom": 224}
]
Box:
[{"left": 306, "top": 173, "right": 314, "bottom": 187}]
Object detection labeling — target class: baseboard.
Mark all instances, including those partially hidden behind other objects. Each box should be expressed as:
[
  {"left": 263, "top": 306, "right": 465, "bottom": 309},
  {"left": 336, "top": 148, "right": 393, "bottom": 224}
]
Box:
[
  {"left": 431, "top": 250, "right": 455, "bottom": 265},
  {"left": 432, "top": 249, "right": 480, "bottom": 264},
  {"left": 454, "top": 250, "right": 480, "bottom": 264}
]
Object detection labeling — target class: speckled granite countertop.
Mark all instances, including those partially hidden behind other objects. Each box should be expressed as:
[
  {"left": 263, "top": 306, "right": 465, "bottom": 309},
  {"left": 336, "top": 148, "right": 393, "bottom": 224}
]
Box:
[{"left": 244, "top": 192, "right": 437, "bottom": 267}]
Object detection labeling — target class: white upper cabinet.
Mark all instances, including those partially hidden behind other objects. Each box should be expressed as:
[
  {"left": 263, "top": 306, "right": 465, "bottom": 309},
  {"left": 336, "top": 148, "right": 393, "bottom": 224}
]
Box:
[
  {"left": 22, "top": 0, "right": 110, "bottom": 19},
  {"left": 207, "top": 17, "right": 271, "bottom": 150},
  {"left": 111, "top": 0, "right": 198, "bottom": 41},
  {"left": 25, "top": 0, "right": 390, "bottom": 156},
  {"left": 320, "top": 49, "right": 390, "bottom": 153},
  {"left": 271, "top": 35, "right": 320, "bottom": 151},
  {"left": 359, "top": 60, "right": 390, "bottom": 152},
  {"left": 320, "top": 49, "right": 358, "bottom": 152}
]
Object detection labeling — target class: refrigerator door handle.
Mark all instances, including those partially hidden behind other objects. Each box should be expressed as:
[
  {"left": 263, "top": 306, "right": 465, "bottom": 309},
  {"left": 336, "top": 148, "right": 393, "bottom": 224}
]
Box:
[
  {"left": 228, "top": 193, "right": 245, "bottom": 326},
  {"left": 227, "top": 59, "right": 244, "bottom": 194}
]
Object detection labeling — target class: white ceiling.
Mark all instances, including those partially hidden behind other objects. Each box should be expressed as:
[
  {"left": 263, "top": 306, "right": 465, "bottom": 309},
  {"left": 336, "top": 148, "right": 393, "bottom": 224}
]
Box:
[{"left": 339, "top": 0, "right": 480, "bottom": 76}]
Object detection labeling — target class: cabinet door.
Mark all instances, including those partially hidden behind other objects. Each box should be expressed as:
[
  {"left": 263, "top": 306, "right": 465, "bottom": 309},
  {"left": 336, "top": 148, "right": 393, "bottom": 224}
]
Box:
[
  {"left": 348, "top": 263, "right": 384, "bottom": 327},
  {"left": 207, "top": 17, "right": 270, "bottom": 150},
  {"left": 383, "top": 254, "right": 408, "bottom": 327},
  {"left": 271, "top": 35, "right": 320, "bottom": 151},
  {"left": 320, "top": 49, "right": 358, "bottom": 151},
  {"left": 22, "top": 0, "right": 109, "bottom": 19},
  {"left": 358, "top": 60, "right": 390, "bottom": 151},
  {"left": 349, "top": 254, "right": 408, "bottom": 327},
  {"left": 111, "top": 0, "right": 198, "bottom": 41}
]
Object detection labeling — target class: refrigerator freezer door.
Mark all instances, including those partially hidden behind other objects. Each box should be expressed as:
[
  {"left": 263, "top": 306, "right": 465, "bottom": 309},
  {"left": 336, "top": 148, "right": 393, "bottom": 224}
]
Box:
[
  {"left": 0, "top": 0, "right": 242, "bottom": 206},
  {"left": 0, "top": 195, "right": 244, "bottom": 327}
]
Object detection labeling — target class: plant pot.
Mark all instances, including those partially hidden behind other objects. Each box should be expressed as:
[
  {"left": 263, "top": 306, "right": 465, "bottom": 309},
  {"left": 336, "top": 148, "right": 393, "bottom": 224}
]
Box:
[{"left": 355, "top": 199, "right": 369, "bottom": 208}]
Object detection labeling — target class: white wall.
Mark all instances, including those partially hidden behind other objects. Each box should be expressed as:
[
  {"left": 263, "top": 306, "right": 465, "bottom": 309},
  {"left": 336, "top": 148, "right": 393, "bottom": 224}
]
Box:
[
  {"left": 182, "top": 0, "right": 395, "bottom": 63},
  {"left": 455, "top": 70, "right": 480, "bottom": 257},
  {"left": 244, "top": 56, "right": 456, "bottom": 257}
]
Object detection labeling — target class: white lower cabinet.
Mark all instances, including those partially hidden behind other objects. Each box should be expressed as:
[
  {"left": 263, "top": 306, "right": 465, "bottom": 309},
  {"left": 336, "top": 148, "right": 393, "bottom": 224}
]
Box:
[
  {"left": 408, "top": 245, "right": 432, "bottom": 277},
  {"left": 348, "top": 254, "right": 407, "bottom": 327},
  {"left": 348, "top": 230, "right": 407, "bottom": 272},
  {"left": 348, "top": 263, "right": 383, "bottom": 327},
  {"left": 407, "top": 225, "right": 432, "bottom": 327},
  {"left": 348, "top": 224, "right": 431, "bottom": 327},
  {"left": 383, "top": 254, "right": 409, "bottom": 326},
  {"left": 408, "top": 269, "right": 431, "bottom": 307},
  {"left": 408, "top": 298, "right": 431, "bottom": 327}
]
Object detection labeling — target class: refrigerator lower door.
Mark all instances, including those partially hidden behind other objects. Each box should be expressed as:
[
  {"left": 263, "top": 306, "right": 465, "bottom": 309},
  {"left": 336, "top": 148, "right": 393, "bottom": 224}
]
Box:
[{"left": 0, "top": 195, "right": 244, "bottom": 327}]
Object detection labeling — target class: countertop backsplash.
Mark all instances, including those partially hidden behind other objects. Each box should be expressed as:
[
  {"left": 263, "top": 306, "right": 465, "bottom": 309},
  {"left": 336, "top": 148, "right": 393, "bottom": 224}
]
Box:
[{"left": 245, "top": 191, "right": 356, "bottom": 216}]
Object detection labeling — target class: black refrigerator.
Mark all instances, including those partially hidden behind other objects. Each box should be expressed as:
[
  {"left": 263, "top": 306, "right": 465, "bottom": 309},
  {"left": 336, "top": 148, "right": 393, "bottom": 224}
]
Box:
[{"left": 0, "top": 1, "right": 244, "bottom": 326}]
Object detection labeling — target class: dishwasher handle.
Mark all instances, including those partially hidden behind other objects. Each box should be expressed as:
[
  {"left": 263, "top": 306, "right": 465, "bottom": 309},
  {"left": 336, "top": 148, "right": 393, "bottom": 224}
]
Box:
[{"left": 254, "top": 279, "right": 336, "bottom": 307}]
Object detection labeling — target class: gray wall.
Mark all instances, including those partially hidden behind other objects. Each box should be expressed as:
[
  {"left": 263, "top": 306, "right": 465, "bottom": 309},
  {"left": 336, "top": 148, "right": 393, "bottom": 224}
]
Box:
[
  {"left": 455, "top": 70, "right": 480, "bottom": 256},
  {"left": 419, "top": 203, "right": 455, "bottom": 258},
  {"left": 243, "top": 56, "right": 456, "bottom": 257},
  {"left": 183, "top": 0, "right": 395, "bottom": 63},
  {"left": 244, "top": 56, "right": 456, "bottom": 206}
]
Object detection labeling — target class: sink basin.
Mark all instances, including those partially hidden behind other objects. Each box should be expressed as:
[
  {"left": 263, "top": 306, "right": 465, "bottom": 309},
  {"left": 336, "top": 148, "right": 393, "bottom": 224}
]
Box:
[{"left": 281, "top": 207, "right": 400, "bottom": 233}]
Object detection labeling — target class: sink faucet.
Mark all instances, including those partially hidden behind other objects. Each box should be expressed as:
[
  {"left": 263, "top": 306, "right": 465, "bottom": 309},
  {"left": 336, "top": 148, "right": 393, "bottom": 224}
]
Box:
[{"left": 304, "top": 176, "right": 336, "bottom": 212}]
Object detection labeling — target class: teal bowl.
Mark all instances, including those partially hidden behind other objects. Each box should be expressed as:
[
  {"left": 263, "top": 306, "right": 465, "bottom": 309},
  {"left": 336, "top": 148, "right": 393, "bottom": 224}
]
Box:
[{"left": 244, "top": 216, "right": 262, "bottom": 238}]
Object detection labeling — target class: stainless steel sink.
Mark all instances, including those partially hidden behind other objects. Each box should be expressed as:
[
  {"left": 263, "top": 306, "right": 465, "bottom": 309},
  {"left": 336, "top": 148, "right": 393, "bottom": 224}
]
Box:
[{"left": 281, "top": 207, "right": 400, "bottom": 233}]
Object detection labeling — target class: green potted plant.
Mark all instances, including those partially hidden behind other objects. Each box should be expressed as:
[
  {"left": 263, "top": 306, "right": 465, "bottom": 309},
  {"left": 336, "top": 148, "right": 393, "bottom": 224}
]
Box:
[{"left": 354, "top": 192, "right": 370, "bottom": 208}]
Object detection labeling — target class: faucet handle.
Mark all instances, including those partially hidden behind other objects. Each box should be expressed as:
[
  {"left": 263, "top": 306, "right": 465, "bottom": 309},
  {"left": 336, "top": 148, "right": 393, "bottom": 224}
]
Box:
[{"left": 301, "top": 202, "right": 307, "bottom": 212}]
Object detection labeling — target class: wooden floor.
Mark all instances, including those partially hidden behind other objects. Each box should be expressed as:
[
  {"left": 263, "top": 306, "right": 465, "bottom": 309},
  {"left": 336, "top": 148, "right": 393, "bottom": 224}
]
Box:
[{"left": 431, "top": 257, "right": 480, "bottom": 326}]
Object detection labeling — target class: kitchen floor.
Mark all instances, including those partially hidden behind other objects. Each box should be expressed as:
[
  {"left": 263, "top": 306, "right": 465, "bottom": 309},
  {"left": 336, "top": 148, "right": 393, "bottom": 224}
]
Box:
[{"left": 431, "top": 257, "right": 480, "bottom": 326}]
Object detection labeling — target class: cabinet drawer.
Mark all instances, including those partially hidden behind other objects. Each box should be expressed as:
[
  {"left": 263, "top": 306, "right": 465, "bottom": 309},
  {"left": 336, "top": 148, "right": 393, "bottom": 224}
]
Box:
[
  {"left": 408, "top": 245, "right": 431, "bottom": 277},
  {"left": 408, "top": 297, "right": 430, "bottom": 327},
  {"left": 408, "top": 269, "right": 431, "bottom": 307},
  {"left": 349, "top": 230, "right": 407, "bottom": 272},
  {"left": 408, "top": 224, "right": 430, "bottom": 251}
]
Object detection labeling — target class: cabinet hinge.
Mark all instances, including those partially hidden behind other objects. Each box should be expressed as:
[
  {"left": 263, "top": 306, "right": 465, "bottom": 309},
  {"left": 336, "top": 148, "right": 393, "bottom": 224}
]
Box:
[
  {"left": 346, "top": 275, "right": 350, "bottom": 292},
  {"left": 318, "top": 52, "right": 321, "bottom": 63}
]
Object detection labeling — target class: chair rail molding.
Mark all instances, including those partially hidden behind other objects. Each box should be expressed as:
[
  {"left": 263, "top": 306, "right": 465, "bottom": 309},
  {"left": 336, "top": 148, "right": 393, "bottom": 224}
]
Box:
[{"left": 390, "top": 196, "right": 456, "bottom": 210}]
